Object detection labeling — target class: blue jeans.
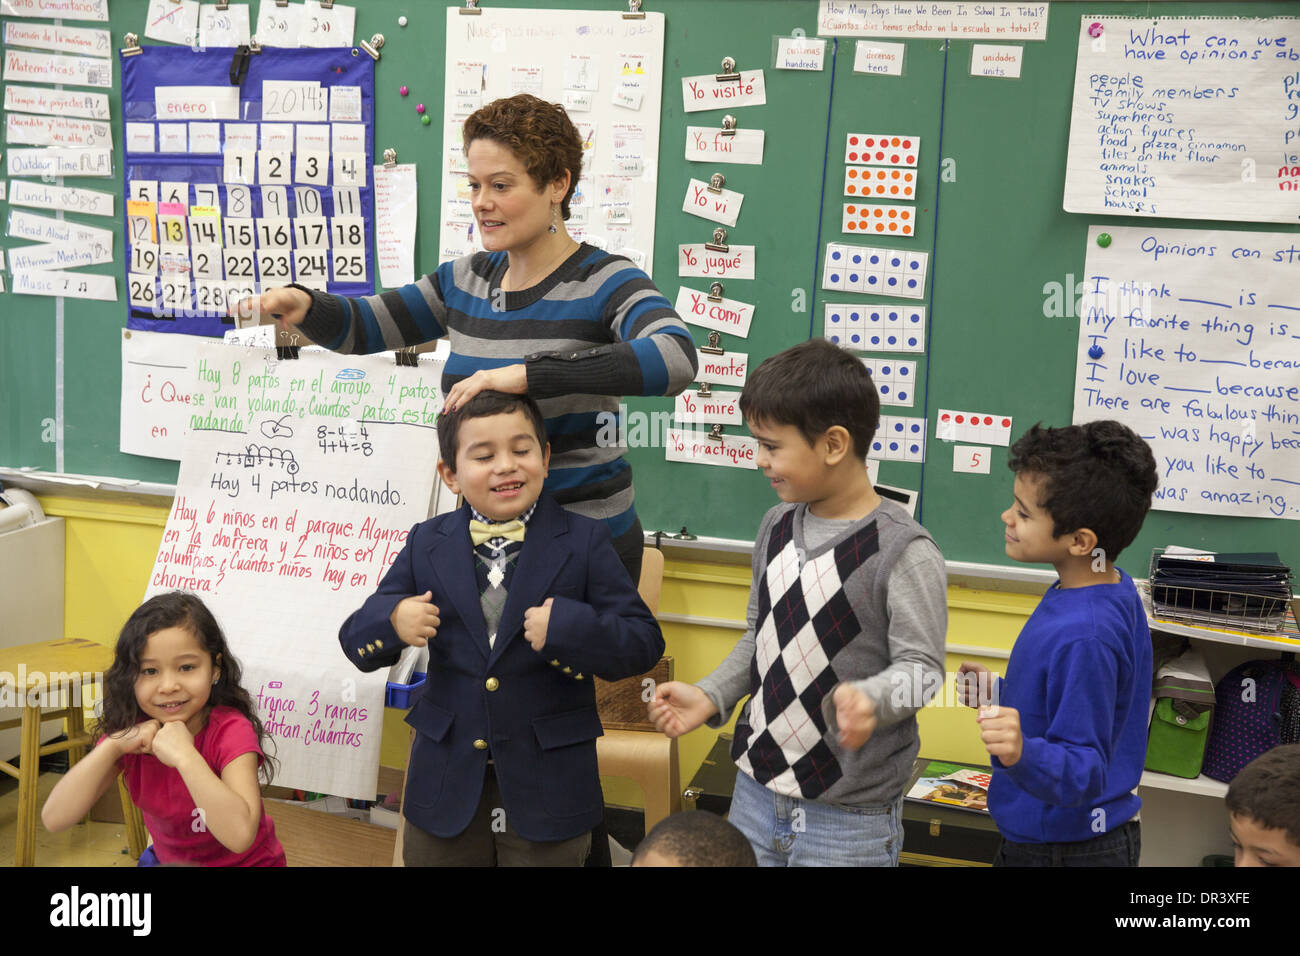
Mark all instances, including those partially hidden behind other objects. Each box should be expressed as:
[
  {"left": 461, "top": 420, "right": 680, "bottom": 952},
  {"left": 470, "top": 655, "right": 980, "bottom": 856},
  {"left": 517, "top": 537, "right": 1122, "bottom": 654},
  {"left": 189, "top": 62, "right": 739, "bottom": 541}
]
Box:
[
  {"left": 727, "top": 768, "right": 903, "bottom": 867},
  {"left": 994, "top": 819, "right": 1141, "bottom": 867}
]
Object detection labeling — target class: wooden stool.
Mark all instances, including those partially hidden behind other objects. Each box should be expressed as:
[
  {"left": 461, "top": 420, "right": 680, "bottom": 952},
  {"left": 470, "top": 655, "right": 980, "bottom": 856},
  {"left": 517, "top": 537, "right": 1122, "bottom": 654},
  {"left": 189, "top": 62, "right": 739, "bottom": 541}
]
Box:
[{"left": 0, "top": 638, "right": 115, "bottom": 867}]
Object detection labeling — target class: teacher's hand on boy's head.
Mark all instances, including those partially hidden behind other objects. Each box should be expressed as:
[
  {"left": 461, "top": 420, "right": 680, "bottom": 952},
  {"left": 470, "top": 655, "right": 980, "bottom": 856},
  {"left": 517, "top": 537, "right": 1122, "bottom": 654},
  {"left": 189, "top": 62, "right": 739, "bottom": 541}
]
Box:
[
  {"left": 977, "top": 705, "right": 1023, "bottom": 766},
  {"left": 390, "top": 591, "right": 441, "bottom": 647},
  {"left": 832, "top": 683, "right": 877, "bottom": 751},
  {"left": 229, "top": 286, "right": 312, "bottom": 331},
  {"left": 523, "top": 597, "right": 553, "bottom": 651},
  {"left": 443, "top": 364, "right": 528, "bottom": 412},
  {"left": 647, "top": 681, "right": 718, "bottom": 738},
  {"left": 955, "top": 661, "right": 992, "bottom": 708},
  {"left": 151, "top": 720, "right": 197, "bottom": 768}
]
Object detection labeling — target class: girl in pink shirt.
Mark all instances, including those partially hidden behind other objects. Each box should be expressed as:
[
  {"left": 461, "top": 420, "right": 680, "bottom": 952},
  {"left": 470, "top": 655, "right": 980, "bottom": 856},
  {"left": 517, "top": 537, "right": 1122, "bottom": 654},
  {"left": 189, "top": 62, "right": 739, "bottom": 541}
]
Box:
[{"left": 44, "top": 592, "right": 286, "bottom": 866}]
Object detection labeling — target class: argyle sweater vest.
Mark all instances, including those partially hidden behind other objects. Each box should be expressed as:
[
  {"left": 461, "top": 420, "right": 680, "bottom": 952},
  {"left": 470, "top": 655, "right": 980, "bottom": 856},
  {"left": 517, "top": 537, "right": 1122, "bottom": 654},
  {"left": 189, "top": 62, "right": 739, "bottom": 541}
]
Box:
[{"left": 731, "top": 506, "right": 924, "bottom": 799}]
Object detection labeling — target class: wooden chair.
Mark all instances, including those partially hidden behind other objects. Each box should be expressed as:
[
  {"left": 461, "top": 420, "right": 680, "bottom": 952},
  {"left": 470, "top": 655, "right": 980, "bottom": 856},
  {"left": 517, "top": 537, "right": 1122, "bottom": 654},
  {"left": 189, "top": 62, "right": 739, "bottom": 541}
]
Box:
[
  {"left": 0, "top": 638, "right": 113, "bottom": 866},
  {"left": 594, "top": 546, "right": 680, "bottom": 835},
  {"left": 390, "top": 546, "right": 677, "bottom": 865}
]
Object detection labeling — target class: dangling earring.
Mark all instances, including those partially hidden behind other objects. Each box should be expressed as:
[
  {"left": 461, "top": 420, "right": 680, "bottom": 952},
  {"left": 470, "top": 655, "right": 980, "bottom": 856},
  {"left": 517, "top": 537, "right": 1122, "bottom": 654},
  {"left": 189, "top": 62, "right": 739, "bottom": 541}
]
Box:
[{"left": 548, "top": 205, "right": 558, "bottom": 235}]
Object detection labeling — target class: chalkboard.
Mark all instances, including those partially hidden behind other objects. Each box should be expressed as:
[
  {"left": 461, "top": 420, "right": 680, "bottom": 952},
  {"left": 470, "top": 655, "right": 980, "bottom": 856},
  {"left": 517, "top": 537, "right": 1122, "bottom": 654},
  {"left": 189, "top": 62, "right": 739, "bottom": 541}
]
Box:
[{"left": 3, "top": 1, "right": 1298, "bottom": 576}]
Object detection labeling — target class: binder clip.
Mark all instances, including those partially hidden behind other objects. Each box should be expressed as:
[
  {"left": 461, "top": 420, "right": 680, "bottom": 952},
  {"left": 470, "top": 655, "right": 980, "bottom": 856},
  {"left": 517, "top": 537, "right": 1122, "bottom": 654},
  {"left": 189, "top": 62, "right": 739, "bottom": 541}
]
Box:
[
  {"left": 623, "top": 0, "right": 646, "bottom": 19},
  {"left": 230, "top": 42, "right": 260, "bottom": 86},
  {"left": 120, "top": 32, "right": 143, "bottom": 57},
  {"left": 707, "top": 172, "right": 726, "bottom": 193},
  {"left": 395, "top": 347, "right": 419, "bottom": 368},
  {"left": 320, "top": 0, "right": 334, "bottom": 8},
  {"left": 697, "top": 382, "right": 712, "bottom": 397},
  {"left": 701, "top": 330, "right": 725, "bottom": 355},
  {"left": 383, "top": 148, "right": 397, "bottom": 169},
  {"left": 360, "top": 34, "right": 385, "bottom": 61},
  {"left": 707, "top": 281, "right": 724, "bottom": 303},
  {"left": 275, "top": 0, "right": 289, "bottom": 6},
  {"left": 705, "top": 228, "right": 729, "bottom": 253},
  {"left": 720, "top": 114, "right": 738, "bottom": 137},
  {"left": 460, "top": 0, "right": 483, "bottom": 14},
  {"left": 707, "top": 424, "right": 725, "bottom": 442},
  {"left": 215, "top": 0, "right": 228, "bottom": 9},
  {"left": 716, "top": 57, "right": 741, "bottom": 82},
  {"left": 275, "top": 327, "right": 302, "bottom": 361}
]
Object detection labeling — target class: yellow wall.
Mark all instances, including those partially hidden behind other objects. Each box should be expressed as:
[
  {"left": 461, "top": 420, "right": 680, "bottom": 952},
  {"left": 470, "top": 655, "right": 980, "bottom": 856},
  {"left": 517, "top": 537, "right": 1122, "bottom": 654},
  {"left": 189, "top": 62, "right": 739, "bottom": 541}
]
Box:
[{"left": 37, "top": 492, "right": 1037, "bottom": 807}]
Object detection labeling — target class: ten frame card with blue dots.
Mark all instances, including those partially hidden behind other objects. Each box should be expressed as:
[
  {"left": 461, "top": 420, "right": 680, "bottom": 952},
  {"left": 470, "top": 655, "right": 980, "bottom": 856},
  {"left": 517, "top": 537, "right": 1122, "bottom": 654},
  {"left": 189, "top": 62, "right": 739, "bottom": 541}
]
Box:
[
  {"left": 824, "top": 302, "right": 926, "bottom": 354},
  {"left": 822, "top": 242, "right": 928, "bottom": 299},
  {"left": 860, "top": 358, "right": 917, "bottom": 408},
  {"left": 871, "top": 415, "right": 926, "bottom": 462}
]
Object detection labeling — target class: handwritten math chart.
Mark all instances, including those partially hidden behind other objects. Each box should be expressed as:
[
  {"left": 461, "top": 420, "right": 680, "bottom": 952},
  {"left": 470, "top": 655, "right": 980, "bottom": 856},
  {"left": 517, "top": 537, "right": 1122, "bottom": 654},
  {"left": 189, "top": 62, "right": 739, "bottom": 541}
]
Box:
[
  {"left": 1066, "top": 16, "right": 1300, "bottom": 224},
  {"left": 145, "top": 346, "right": 444, "bottom": 797},
  {"left": 120, "top": 46, "right": 375, "bottom": 337},
  {"left": 1075, "top": 225, "right": 1300, "bottom": 522}
]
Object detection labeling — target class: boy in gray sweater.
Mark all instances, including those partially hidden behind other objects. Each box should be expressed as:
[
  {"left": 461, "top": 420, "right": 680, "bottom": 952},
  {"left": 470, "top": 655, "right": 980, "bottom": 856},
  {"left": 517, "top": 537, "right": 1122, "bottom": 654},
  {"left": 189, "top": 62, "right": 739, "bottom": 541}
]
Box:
[{"left": 650, "top": 339, "right": 947, "bottom": 865}]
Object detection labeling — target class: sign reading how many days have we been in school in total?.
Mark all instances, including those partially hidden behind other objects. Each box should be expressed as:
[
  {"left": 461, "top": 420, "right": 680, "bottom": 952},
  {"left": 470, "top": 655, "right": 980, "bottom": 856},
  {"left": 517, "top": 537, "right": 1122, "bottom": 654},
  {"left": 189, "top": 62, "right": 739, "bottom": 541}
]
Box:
[
  {"left": 145, "top": 345, "right": 446, "bottom": 798},
  {"left": 1073, "top": 225, "right": 1300, "bottom": 522},
  {"left": 1065, "top": 17, "right": 1300, "bottom": 224}
]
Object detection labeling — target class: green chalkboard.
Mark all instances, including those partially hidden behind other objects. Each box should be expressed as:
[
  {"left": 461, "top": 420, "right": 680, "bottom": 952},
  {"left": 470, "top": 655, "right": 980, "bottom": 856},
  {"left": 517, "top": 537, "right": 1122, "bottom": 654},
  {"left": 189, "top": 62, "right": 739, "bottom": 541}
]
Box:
[{"left": 3, "top": 1, "right": 1298, "bottom": 577}]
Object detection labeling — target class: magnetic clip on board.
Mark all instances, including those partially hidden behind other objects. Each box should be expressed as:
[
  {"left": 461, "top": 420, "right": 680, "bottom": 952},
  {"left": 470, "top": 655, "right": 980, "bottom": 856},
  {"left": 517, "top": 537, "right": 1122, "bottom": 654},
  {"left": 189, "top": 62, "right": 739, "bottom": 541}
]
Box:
[
  {"left": 120, "top": 32, "right": 142, "bottom": 57},
  {"left": 705, "top": 228, "right": 729, "bottom": 253},
  {"left": 720, "top": 114, "right": 737, "bottom": 137},
  {"left": 460, "top": 0, "right": 483, "bottom": 14},
  {"left": 707, "top": 172, "right": 726, "bottom": 194},
  {"left": 697, "top": 381, "right": 712, "bottom": 397},
  {"left": 707, "top": 424, "right": 725, "bottom": 442},
  {"left": 700, "top": 330, "right": 724, "bottom": 354},
  {"left": 707, "top": 281, "right": 724, "bottom": 303},
  {"left": 383, "top": 147, "right": 398, "bottom": 169},
  {"left": 360, "top": 34, "right": 385, "bottom": 61},
  {"left": 395, "top": 347, "right": 419, "bottom": 368},
  {"left": 715, "top": 57, "right": 741, "bottom": 83},
  {"left": 623, "top": 0, "right": 646, "bottom": 20}
]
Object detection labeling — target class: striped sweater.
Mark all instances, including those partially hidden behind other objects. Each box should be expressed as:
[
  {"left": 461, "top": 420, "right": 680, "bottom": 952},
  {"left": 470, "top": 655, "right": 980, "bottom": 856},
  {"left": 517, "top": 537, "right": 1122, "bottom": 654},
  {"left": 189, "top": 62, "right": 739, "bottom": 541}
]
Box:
[{"left": 297, "top": 244, "right": 698, "bottom": 536}]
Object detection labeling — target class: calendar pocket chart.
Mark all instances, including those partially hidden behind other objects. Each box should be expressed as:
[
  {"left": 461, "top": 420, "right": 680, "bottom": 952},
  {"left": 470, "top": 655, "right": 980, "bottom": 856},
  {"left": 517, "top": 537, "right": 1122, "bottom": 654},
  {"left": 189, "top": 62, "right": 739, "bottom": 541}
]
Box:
[{"left": 121, "top": 46, "right": 375, "bottom": 336}]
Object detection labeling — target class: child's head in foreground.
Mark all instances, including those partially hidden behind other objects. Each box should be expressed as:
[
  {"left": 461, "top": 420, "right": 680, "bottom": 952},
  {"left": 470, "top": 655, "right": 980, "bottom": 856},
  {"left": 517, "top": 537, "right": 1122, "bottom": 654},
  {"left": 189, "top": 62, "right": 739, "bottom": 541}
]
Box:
[
  {"left": 1225, "top": 744, "right": 1300, "bottom": 867},
  {"left": 739, "top": 339, "right": 880, "bottom": 505},
  {"left": 631, "top": 810, "right": 757, "bottom": 867},
  {"left": 101, "top": 591, "right": 274, "bottom": 778},
  {"left": 1003, "top": 420, "right": 1158, "bottom": 568},
  {"left": 435, "top": 390, "right": 550, "bottom": 521}
]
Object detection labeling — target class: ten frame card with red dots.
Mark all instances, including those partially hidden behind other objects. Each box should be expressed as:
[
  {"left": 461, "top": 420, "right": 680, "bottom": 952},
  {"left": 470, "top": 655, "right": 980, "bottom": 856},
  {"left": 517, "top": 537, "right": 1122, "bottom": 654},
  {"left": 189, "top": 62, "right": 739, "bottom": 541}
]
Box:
[
  {"left": 843, "top": 203, "right": 915, "bottom": 236},
  {"left": 824, "top": 302, "right": 926, "bottom": 354},
  {"left": 846, "top": 134, "right": 919, "bottom": 167},
  {"left": 870, "top": 416, "right": 926, "bottom": 462},
  {"left": 936, "top": 410, "right": 1013, "bottom": 447},
  {"left": 845, "top": 165, "right": 917, "bottom": 200}
]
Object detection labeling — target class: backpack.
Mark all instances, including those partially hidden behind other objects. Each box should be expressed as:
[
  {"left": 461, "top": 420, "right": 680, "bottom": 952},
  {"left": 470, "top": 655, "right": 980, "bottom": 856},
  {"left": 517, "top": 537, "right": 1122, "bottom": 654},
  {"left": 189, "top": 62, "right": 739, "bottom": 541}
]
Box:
[{"left": 1202, "top": 659, "right": 1300, "bottom": 783}]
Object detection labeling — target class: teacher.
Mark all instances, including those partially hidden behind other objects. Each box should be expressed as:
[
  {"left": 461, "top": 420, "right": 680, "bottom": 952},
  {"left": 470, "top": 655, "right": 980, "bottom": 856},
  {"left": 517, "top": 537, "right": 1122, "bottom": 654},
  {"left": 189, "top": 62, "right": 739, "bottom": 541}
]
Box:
[{"left": 242, "top": 94, "right": 698, "bottom": 583}]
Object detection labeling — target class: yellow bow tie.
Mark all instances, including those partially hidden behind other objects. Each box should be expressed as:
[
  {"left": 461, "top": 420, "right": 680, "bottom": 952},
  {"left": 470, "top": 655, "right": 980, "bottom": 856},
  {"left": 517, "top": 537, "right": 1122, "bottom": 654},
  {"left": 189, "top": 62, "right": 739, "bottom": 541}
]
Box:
[{"left": 469, "top": 519, "right": 526, "bottom": 546}]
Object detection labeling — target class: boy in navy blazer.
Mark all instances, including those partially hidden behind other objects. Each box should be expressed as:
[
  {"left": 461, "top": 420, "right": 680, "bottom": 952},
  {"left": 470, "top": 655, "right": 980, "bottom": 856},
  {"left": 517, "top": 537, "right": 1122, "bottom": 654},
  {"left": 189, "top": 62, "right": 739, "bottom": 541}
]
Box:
[{"left": 339, "top": 391, "right": 664, "bottom": 866}]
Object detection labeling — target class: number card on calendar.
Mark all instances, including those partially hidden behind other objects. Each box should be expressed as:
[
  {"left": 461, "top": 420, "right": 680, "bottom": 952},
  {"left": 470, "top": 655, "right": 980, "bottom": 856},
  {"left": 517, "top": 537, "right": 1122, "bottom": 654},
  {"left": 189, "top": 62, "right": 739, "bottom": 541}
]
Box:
[{"left": 120, "top": 46, "right": 375, "bottom": 336}]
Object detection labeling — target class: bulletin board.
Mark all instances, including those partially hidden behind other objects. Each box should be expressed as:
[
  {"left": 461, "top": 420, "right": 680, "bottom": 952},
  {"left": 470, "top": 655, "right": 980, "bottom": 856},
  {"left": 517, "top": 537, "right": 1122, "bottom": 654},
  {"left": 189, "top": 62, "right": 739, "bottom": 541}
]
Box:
[{"left": 3, "top": 0, "right": 1299, "bottom": 576}]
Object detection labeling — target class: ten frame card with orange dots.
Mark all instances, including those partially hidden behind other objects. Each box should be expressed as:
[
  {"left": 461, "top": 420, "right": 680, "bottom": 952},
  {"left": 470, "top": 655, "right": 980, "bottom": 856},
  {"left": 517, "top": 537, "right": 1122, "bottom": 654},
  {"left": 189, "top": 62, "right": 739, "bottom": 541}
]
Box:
[
  {"left": 845, "top": 134, "right": 919, "bottom": 167},
  {"left": 843, "top": 202, "right": 915, "bottom": 236},
  {"left": 845, "top": 165, "right": 917, "bottom": 200}
]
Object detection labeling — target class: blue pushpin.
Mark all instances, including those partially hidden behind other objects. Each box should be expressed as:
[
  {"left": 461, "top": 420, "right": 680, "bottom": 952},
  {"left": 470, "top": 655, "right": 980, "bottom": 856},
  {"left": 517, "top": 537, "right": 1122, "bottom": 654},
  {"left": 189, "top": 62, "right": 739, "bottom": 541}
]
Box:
[{"left": 1088, "top": 344, "right": 1104, "bottom": 359}]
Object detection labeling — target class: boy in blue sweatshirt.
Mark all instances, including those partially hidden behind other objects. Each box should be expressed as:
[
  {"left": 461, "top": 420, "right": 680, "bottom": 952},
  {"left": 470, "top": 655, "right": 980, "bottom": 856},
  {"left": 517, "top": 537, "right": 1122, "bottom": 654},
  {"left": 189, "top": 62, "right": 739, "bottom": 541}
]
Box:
[{"left": 956, "top": 420, "right": 1157, "bottom": 866}]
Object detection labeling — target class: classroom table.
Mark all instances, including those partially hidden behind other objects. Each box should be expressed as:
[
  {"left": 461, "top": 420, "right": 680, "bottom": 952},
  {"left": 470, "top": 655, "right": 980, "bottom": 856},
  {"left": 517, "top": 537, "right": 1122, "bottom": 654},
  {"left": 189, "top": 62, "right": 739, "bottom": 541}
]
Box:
[{"left": 0, "top": 638, "right": 114, "bottom": 867}]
